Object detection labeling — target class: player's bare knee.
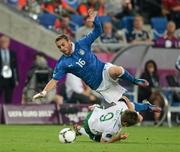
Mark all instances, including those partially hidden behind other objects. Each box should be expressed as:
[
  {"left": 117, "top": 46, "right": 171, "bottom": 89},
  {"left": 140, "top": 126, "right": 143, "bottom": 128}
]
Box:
[{"left": 109, "top": 66, "right": 124, "bottom": 80}]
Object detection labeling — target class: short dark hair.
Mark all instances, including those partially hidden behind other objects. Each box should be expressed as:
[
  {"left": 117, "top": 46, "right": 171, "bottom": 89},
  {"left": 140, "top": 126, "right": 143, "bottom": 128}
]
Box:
[
  {"left": 55, "top": 34, "right": 69, "bottom": 42},
  {"left": 121, "top": 110, "right": 139, "bottom": 127}
]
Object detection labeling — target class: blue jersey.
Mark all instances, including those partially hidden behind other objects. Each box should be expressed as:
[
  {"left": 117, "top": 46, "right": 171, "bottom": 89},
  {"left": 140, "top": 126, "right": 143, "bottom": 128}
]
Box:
[{"left": 53, "top": 16, "right": 105, "bottom": 90}]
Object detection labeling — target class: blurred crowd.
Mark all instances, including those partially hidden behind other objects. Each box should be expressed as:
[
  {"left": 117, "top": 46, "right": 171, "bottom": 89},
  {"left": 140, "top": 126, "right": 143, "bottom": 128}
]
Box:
[{"left": 3, "top": 0, "right": 180, "bottom": 50}]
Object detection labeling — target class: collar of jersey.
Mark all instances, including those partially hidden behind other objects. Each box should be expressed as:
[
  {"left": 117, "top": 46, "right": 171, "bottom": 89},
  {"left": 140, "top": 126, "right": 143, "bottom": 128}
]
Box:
[{"left": 71, "top": 42, "right": 75, "bottom": 54}]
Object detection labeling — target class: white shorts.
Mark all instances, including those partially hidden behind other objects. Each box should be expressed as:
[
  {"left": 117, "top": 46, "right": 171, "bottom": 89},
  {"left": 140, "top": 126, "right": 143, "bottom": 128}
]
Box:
[{"left": 96, "top": 63, "right": 127, "bottom": 104}]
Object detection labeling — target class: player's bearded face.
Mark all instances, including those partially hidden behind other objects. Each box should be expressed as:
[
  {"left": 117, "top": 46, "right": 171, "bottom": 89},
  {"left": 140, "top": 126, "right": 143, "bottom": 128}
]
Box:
[{"left": 56, "top": 39, "right": 72, "bottom": 55}]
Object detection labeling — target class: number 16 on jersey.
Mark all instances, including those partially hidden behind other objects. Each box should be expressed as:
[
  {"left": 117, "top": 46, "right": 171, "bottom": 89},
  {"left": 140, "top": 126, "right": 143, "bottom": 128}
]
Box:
[{"left": 76, "top": 58, "right": 86, "bottom": 68}]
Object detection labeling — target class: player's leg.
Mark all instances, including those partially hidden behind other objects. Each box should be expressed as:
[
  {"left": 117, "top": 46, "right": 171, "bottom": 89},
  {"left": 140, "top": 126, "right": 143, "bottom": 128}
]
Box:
[
  {"left": 108, "top": 65, "right": 149, "bottom": 87},
  {"left": 121, "top": 96, "right": 161, "bottom": 113},
  {"left": 73, "top": 124, "right": 89, "bottom": 136},
  {"left": 78, "top": 111, "right": 102, "bottom": 142}
]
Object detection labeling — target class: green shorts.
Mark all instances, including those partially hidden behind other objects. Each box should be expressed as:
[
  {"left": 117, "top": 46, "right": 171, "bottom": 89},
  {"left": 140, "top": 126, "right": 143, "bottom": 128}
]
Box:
[{"left": 83, "top": 112, "right": 101, "bottom": 142}]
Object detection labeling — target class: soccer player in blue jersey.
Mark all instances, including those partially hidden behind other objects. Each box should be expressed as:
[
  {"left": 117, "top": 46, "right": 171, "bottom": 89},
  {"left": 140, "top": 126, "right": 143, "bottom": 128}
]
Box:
[{"left": 33, "top": 9, "right": 161, "bottom": 112}]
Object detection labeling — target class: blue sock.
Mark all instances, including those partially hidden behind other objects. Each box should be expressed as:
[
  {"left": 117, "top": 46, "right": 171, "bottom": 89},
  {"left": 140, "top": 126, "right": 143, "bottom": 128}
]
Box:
[
  {"left": 120, "top": 69, "right": 136, "bottom": 84},
  {"left": 133, "top": 102, "right": 149, "bottom": 112}
]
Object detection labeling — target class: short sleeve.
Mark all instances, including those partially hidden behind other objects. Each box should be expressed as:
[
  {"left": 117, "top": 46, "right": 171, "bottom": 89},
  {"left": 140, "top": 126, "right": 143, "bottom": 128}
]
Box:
[
  {"left": 101, "top": 131, "right": 113, "bottom": 141},
  {"left": 52, "top": 65, "right": 66, "bottom": 80}
]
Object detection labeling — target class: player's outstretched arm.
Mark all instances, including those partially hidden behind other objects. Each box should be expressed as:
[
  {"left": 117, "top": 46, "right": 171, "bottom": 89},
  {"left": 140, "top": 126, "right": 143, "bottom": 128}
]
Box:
[
  {"left": 78, "top": 9, "right": 103, "bottom": 46},
  {"left": 100, "top": 133, "right": 128, "bottom": 144},
  {"left": 33, "top": 79, "right": 58, "bottom": 100}
]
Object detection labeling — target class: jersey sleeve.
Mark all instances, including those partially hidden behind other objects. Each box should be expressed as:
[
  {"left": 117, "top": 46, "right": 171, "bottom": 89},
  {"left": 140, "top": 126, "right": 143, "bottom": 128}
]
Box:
[
  {"left": 101, "top": 131, "right": 114, "bottom": 141},
  {"left": 52, "top": 64, "right": 66, "bottom": 81},
  {"left": 78, "top": 16, "right": 103, "bottom": 47},
  {"left": 102, "top": 127, "right": 121, "bottom": 142}
]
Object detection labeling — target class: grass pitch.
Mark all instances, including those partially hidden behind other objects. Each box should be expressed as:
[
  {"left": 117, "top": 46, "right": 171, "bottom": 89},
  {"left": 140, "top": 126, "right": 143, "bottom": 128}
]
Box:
[{"left": 0, "top": 125, "right": 180, "bottom": 152}]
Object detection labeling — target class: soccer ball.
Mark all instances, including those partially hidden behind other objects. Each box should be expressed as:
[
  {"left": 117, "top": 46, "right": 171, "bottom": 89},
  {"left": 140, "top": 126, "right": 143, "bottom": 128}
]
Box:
[{"left": 59, "top": 128, "right": 76, "bottom": 143}]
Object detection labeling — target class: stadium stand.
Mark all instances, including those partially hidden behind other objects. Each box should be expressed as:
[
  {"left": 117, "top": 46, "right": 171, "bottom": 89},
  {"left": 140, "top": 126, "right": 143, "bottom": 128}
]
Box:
[
  {"left": 65, "top": 0, "right": 80, "bottom": 9},
  {"left": 98, "top": 16, "right": 112, "bottom": 24},
  {"left": 121, "top": 16, "right": 134, "bottom": 34},
  {"left": 150, "top": 17, "right": 168, "bottom": 39},
  {"left": 38, "top": 12, "right": 57, "bottom": 29},
  {"left": 70, "top": 14, "right": 84, "bottom": 27}
]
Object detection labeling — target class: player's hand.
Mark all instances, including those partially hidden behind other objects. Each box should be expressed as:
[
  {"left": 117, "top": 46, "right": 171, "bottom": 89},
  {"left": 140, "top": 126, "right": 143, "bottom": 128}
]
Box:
[
  {"left": 135, "top": 79, "right": 149, "bottom": 87},
  {"left": 119, "top": 133, "right": 128, "bottom": 140},
  {"left": 87, "top": 9, "right": 97, "bottom": 22},
  {"left": 33, "top": 91, "right": 47, "bottom": 100}
]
